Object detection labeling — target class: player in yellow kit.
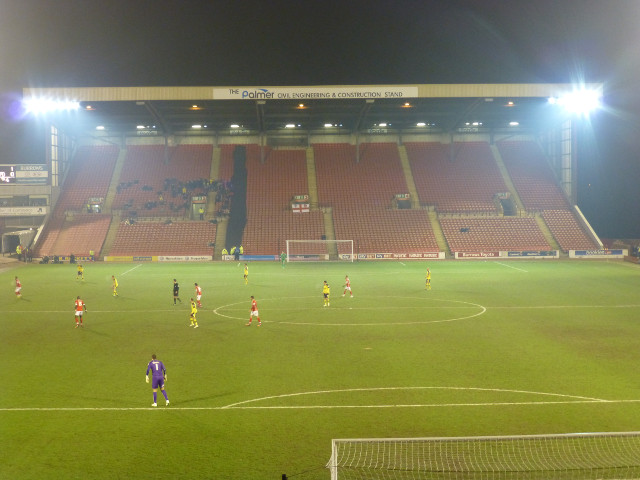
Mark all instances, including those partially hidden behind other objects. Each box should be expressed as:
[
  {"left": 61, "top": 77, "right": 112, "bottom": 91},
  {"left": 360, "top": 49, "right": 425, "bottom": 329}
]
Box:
[
  {"left": 112, "top": 275, "right": 118, "bottom": 296},
  {"left": 77, "top": 264, "right": 84, "bottom": 281},
  {"left": 189, "top": 298, "right": 199, "bottom": 328},
  {"left": 323, "top": 280, "right": 330, "bottom": 307},
  {"left": 425, "top": 268, "right": 431, "bottom": 290},
  {"left": 243, "top": 263, "right": 249, "bottom": 285}
]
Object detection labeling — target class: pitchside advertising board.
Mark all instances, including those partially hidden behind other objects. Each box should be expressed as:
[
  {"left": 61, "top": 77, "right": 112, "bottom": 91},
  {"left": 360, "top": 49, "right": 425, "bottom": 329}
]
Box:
[{"left": 0, "top": 165, "right": 48, "bottom": 184}]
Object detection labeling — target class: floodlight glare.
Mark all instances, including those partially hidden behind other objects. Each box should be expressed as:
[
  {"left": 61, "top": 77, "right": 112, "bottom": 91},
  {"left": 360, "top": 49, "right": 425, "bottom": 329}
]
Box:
[
  {"left": 552, "top": 89, "right": 602, "bottom": 115},
  {"left": 23, "top": 98, "right": 80, "bottom": 114}
]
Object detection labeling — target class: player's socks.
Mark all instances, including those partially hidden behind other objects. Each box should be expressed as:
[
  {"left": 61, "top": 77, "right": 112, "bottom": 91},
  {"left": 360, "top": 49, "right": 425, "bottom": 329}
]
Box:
[
  {"left": 153, "top": 392, "right": 157, "bottom": 403},
  {"left": 162, "top": 391, "right": 168, "bottom": 401}
]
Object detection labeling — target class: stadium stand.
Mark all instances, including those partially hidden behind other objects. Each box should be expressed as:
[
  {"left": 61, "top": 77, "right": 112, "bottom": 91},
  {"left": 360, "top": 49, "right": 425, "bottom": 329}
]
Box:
[
  {"left": 542, "top": 209, "right": 599, "bottom": 251},
  {"left": 109, "top": 221, "right": 217, "bottom": 256},
  {"left": 440, "top": 217, "right": 551, "bottom": 252},
  {"left": 30, "top": 139, "right": 600, "bottom": 258},
  {"left": 406, "top": 141, "right": 507, "bottom": 213},
  {"left": 497, "top": 140, "right": 569, "bottom": 211},
  {"left": 242, "top": 146, "right": 326, "bottom": 255},
  {"left": 314, "top": 142, "right": 439, "bottom": 254},
  {"left": 112, "top": 144, "right": 212, "bottom": 218},
  {"left": 52, "top": 144, "right": 119, "bottom": 216}
]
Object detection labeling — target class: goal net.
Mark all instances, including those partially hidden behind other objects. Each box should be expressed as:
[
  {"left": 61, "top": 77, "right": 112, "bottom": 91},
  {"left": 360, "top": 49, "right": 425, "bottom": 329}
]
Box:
[
  {"left": 286, "top": 239, "right": 354, "bottom": 262},
  {"left": 327, "top": 433, "right": 640, "bottom": 480}
]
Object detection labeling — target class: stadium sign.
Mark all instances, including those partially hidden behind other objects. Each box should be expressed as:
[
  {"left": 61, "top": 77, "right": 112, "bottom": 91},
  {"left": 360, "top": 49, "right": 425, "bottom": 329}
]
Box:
[
  {"left": 213, "top": 86, "right": 419, "bottom": 100},
  {"left": 455, "top": 252, "right": 499, "bottom": 258},
  {"left": 570, "top": 249, "right": 627, "bottom": 259},
  {"left": 356, "top": 252, "right": 444, "bottom": 260},
  {"left": 16, "top": 165, "right": 48, "bottom": 184},
  {"left": 0, "top": 206, "right": 48, "bottom": 216}
]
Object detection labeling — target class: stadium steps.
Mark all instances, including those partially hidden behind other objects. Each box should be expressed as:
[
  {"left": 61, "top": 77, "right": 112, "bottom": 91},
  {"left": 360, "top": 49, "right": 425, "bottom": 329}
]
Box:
[
  {"left": 101, "top": 212, "right": 122, "bottom": 258},
  {"left": 534, "top": 212, "right": 561, "bottom": 252},
  {"left": 103, "top": 146, "right": 127, "bottom": 214},
  {"left": 428, "top": 209, "right": 451, "bottom": 256},
  {"left": 210, "top": 146, "right": 220, "bottom": 179},
  {"left": 213, "top": 216, "right": 228, "bottom": 258},
  {"left": 397, "top": 145, "right": 420, "bottom": 208},
  {"left": 204, "top": 147, "right": 221, "bottom": 220},
  {"left": 305, "top": 147, "right": 319, "bottom": 209},
  {"left": 322, "top": 206, "right": 336, "bottom": 243},
  {"left": 490, "top": 144, "right": 525, "bottom": 213}
]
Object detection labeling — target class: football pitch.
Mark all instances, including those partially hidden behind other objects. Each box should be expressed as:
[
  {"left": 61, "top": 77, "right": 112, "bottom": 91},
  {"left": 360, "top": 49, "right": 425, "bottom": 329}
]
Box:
[{"left": 2, "top": 259, "right": 640, "bottom": 479}]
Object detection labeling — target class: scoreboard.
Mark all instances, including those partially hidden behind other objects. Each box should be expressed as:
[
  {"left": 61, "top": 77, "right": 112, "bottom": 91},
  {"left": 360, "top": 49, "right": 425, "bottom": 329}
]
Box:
[
  {"left": 0, "top": 165, "right": 16, "bottom": 183},
  {"left": 0, "top": 165, "right": 48, "bottom": 184}
]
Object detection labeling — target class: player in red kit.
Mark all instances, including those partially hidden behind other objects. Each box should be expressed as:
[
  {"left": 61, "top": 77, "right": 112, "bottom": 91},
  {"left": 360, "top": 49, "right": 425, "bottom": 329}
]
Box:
[
  {"left": 74, "top": 295, "right": 87, "bottom": 328},
  {"left": 246, "top": 295, "right": 261, "bottom": 326},
  {"left": 15, "top": 276, "right": 22, "bottom": 298},
  {"left": 194, "top": 283, "right": 203, "bottom": 308},
  {"left": 342, "top": 275, "right": 353, "bottom": 298}
]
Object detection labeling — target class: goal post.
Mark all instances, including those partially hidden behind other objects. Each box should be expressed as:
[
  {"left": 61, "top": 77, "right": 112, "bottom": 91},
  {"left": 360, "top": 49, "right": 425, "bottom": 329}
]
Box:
[
  {"left": 286, "top": 239, "right": 354, "bottom": 262},
  {"left": 327, "top": 433, "right": 640, "bottom": 480}
]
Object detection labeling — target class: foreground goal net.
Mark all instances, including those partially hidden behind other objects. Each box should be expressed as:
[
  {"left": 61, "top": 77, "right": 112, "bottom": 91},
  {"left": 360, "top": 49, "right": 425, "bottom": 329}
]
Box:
[
  {"left": 286, "top": 239, "right": 354, "bottom": 262},
  {"left": 327, "top": 433, "right": 640, "bottom": 479}
]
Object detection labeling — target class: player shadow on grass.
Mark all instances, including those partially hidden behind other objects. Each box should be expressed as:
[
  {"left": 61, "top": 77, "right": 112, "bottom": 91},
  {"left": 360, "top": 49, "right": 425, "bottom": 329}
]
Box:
[{"left": 80, "top": 327, "right": 111, "bottom": 338}]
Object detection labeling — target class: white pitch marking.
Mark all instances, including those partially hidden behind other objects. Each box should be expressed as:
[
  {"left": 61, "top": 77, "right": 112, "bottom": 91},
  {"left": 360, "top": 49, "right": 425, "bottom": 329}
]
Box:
[
  {"left": 121, "top": 264, "right": 143, "bottom": 276},
  {"left": 220, "top": 386, "right": 606, "bottom": 409},
  {"left": 496, "top": 262, "right": 528, "bottom": 272}
]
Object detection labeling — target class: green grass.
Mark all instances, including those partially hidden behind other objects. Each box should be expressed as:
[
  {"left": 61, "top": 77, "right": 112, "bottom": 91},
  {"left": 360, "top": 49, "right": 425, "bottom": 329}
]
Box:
[{"left": 1, "top": 259, "right": 640, "bottom": 479}]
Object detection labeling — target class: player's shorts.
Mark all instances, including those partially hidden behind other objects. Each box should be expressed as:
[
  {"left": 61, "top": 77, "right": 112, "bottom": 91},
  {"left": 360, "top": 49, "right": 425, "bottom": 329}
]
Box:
[
  {"left": 196, "top": 295, "right": 201, "bottom": 301},
  {"left": 152, "top": 377, "right": 165, "bottom": 389},
  {"left": 344, "top": 286, "right": 351, "bottom": 291},
  {"left": 250, "top": 310, "right": 259, "bottom": 317},
  {"left": 75, "top": 310, "right": 83, "bottom": 317},
  {"left": 77, "top": 271, "right": 82, "bottom": 276},
  {"left": 190, "top": 312, "right": 196, "bottom": 318},
  {"left": 15, "top": 287, "right": 21, "bottom": 293},
  {"left": 323, "top": 293, "right": 329, "bottom": 299}
]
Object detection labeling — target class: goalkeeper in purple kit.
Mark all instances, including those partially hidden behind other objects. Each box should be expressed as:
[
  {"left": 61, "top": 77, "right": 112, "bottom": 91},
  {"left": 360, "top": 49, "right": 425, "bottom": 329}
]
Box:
[{"left": 146, "top": 354, "right": 170, "bottom": 407}]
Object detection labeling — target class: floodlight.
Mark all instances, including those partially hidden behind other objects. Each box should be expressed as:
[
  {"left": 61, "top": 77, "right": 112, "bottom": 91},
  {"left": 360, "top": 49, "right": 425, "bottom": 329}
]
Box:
[
  {"left": 230, "top": 124, "right": 240, "bottom": 128},
  {"left": 509, "top": 121, "right": 519, "bottom": 126},
  {"left": 191, "top": 124, "right": 202, "bottom": 129},
  {"left": 95, "top": 125, "right": 105, "bottom": 130},
  {"left": 324, "top": 123, "right": 333, "bottom": 128},
  {"left": 551, "top": 88, "right": 601, "bottom": 115},
  {"left": 416, "top": 122, "right": 426, "bottom": 127},
  {"left": 285, "top": 124, "right": 295, "bottom": 128},
  {"left": 23, "top": 98, "right": 80, "bottom": 114}
]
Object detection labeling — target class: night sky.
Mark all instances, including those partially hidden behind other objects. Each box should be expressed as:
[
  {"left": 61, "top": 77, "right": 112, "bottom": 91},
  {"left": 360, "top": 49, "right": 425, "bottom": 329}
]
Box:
[{"left": 1, "top": 0, "right": 639, "bottom": 237}]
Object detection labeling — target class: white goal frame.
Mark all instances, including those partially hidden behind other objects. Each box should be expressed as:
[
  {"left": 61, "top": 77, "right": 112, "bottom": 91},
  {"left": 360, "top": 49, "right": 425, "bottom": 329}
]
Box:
[
  {"left": 328, "top": 432, "right": 640, "bottom": 480},
  {"left": 286, "top": 239, "right": 354, "bottom": 262}
]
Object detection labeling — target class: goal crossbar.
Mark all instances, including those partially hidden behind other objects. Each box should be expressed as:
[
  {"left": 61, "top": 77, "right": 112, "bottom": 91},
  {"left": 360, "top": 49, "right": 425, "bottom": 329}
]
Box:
[
  {"left": 328, "top": 432, "right": 640, "bottom": 479},
  {"left": 286, "top": 239, "right": 353, "bottom": 262}
]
